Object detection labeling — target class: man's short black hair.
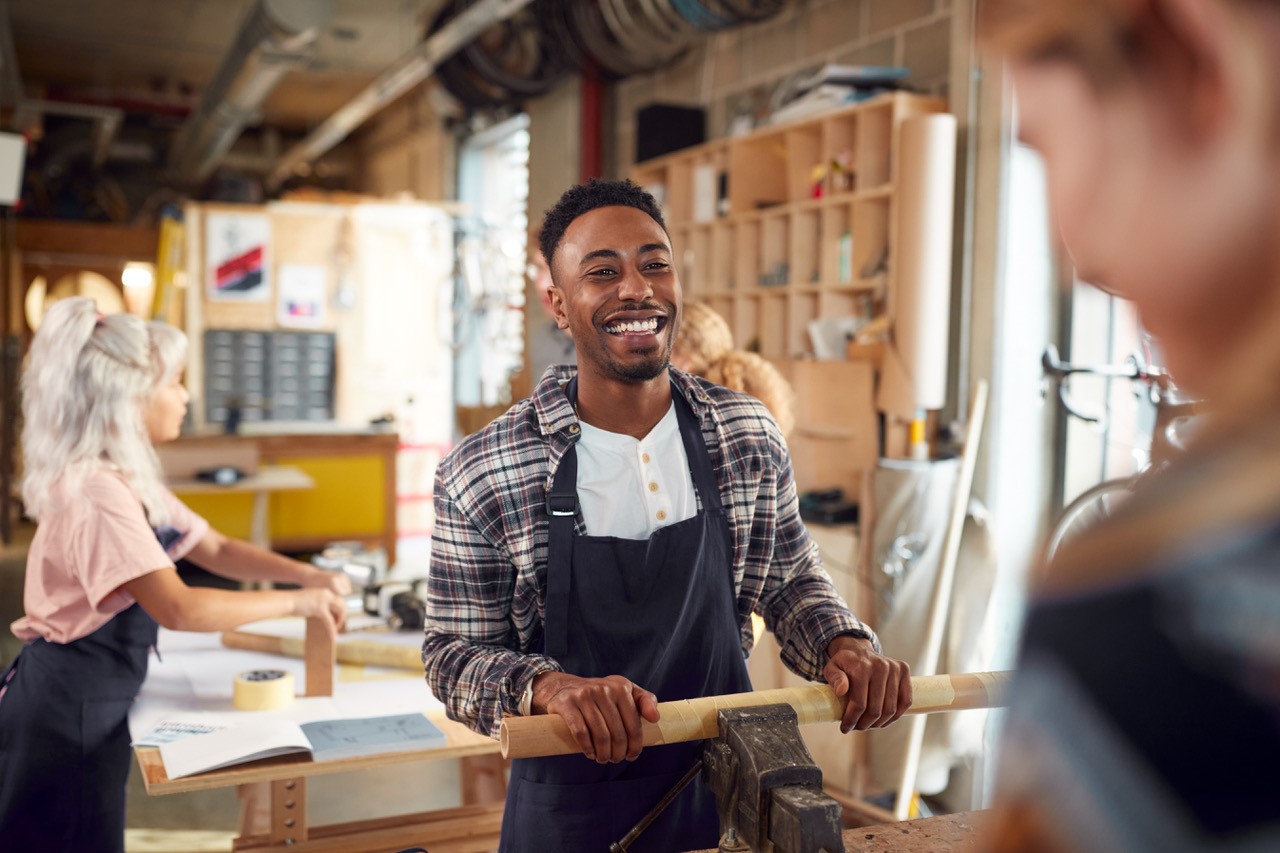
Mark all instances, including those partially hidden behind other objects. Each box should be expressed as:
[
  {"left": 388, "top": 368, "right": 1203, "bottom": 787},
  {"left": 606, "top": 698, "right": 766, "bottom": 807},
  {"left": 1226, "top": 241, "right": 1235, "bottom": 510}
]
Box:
[{"left": 539, "top": 178, "right": 668, "bottom": 271}]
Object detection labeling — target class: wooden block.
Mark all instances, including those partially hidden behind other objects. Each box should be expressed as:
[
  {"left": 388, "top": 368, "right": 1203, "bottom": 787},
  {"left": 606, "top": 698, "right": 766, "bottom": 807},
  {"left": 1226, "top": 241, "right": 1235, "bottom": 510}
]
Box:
[{"left": 303, "top": 617, "right": 335, "bottom": 698}]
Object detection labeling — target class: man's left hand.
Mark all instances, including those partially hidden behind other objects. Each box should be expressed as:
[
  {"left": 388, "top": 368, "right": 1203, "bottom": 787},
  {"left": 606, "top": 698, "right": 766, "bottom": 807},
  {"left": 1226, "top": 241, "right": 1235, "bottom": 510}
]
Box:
[{"left": 822, "top": 635, "right": 912, "bottom": 733}]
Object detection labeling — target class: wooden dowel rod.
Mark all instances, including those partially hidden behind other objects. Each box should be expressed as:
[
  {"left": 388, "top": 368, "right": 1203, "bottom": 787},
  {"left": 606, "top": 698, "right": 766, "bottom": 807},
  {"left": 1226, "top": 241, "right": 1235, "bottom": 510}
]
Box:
[
  {"left": 499, "top": 670, "right": 1010, "bottom": 759},
  {"left": 220, "top": 630, "right": 424, "bottom": 671}
]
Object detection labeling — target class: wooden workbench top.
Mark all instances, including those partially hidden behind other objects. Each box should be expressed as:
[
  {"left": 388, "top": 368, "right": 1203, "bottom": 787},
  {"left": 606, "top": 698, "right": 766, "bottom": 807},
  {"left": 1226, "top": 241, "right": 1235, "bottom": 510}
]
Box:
[{"left": 687, "top": 810, "right": 986, "bottom": 852}]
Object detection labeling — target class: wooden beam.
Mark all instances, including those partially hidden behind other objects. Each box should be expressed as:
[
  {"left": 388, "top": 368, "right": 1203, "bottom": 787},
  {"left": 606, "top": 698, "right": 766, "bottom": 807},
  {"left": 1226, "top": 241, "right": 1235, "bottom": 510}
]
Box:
[
  {"left": 501, "top": 671, "right": 1012, "bottom": 759},
  {"left": 16, "top": 219, "right": 158, "bottom": 260}
]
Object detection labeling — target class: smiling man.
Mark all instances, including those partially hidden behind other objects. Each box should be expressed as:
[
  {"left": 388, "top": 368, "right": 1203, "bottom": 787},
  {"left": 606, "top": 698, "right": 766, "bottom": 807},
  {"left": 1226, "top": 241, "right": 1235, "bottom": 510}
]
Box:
[{"left": 422, "top": 178, "right": 909, "bottom": 853}]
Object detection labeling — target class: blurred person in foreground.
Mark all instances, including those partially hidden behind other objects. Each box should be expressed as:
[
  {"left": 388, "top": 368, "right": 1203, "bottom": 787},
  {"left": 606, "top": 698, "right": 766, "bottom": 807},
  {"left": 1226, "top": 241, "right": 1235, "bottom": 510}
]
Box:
[
  {"left": 979, "top": 0, "right": 1280, "bottom": 850},
  {"left": 671, "top": 300, "right": 796, "bottom": 436}
]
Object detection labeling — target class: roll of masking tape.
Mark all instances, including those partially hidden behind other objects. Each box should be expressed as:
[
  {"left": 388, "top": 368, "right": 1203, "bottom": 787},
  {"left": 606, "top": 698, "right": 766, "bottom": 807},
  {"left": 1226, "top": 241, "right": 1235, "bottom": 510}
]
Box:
[{"left": 233, "top": 669, "right": 296, "bottom": 711}]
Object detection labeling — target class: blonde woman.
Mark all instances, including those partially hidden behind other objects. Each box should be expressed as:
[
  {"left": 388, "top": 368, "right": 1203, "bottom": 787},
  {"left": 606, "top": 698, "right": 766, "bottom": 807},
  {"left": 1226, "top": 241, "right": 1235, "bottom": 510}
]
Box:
[
  {"left": 0, "top": 297, "right": 349, "bottom": 852},
  {"left": 980, "top": 0, "right": 1280, "bottom": 848},
  {"left": 672, "top": 300, "right": 796, "bottom": 436}
]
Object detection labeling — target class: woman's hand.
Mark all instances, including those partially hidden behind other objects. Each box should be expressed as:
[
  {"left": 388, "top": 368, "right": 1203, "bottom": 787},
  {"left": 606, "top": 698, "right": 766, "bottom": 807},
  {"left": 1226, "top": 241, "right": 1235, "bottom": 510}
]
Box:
[
  {"left": 290, "top": 588, "right": 348, "bottom": 637},
  {"left": 302, "top": 568, "right": 352, "bottom": 597}
]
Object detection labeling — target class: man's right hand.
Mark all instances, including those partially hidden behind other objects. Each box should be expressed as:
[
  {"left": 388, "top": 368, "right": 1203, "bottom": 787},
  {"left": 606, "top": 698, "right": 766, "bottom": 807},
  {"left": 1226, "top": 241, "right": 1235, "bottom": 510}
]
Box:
[{"left": 531, "top": 672, "right": 659, "bottom": 763}]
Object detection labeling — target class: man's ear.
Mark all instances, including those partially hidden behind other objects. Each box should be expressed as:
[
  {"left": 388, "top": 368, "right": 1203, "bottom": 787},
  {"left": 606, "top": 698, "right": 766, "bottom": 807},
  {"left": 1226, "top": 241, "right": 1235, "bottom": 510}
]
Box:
[{"left": 548, "top": 283, "right": 570, "bottom": 331}]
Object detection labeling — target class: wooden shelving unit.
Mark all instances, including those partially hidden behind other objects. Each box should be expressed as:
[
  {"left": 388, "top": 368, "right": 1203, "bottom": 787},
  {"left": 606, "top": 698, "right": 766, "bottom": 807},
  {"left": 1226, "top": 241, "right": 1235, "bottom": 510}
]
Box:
[{"left": 632, "top": 91, "right": 948, "bottom": 362}]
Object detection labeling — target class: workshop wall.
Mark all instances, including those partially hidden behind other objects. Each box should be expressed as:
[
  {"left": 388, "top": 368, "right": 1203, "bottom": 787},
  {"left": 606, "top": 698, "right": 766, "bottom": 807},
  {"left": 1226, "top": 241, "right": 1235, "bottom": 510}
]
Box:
[
  {"left": 355, "top": 85, "right": 456, "bottom": 202},
  {"left": 609, "top": 0, "right": 953, "bottom": 176}
]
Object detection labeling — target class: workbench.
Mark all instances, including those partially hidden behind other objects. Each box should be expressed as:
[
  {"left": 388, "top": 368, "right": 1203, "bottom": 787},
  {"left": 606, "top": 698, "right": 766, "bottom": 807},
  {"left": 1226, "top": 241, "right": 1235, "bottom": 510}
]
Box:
[
  {"left": 686, "top": 810, "right": 985, "bottom": 852},
  {"left": 130, "top": 624, "right": 504, "bottom": 852}
]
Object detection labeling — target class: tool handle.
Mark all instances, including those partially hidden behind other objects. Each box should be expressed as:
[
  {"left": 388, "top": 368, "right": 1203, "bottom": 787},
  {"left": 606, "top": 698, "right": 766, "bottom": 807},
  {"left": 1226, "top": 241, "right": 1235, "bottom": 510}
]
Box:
[{"left": 500, "top": 670, "right": 1010, "bottom": 759}]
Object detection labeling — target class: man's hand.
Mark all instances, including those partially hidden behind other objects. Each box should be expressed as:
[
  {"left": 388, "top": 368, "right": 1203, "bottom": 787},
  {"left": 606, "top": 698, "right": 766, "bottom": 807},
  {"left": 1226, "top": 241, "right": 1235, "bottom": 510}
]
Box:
[
  {"left": 531, "top": 672, "right": 660, "bottom": 763},
  {"left": 823, "top": 635, "right": 912, "bottom": 733}
]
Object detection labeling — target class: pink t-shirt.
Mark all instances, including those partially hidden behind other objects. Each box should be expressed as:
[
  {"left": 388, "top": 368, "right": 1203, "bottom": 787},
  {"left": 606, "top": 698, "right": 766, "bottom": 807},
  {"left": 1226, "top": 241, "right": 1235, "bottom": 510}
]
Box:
[{"left": 11, "top": 468, "right": 210, "bottom": 644}]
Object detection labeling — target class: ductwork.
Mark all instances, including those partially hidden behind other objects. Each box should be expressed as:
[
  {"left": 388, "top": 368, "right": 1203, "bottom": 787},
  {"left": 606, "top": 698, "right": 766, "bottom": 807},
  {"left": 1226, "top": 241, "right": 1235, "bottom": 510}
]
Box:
[
  {"left": 266, "top": 0, "right": 534, "bottom": 191},
  {"left": 169, "top": 0, "right": 334, "bottom": 186}
]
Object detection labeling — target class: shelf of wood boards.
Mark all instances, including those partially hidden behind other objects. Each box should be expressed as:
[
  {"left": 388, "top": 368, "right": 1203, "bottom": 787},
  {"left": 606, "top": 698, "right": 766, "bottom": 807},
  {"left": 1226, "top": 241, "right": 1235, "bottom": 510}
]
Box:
[{"left": 632, "top": 91, "right": 948, "bottom": 362}]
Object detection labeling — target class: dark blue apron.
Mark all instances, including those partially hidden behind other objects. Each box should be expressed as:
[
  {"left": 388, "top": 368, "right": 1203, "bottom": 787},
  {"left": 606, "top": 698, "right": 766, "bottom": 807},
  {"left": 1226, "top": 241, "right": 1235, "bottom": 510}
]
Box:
[
  {"left": 0, "top": 528, "right": 172, "bottom": 853},
  {"left": 499, "top": 380, "right": 752, "bottom": 853}
]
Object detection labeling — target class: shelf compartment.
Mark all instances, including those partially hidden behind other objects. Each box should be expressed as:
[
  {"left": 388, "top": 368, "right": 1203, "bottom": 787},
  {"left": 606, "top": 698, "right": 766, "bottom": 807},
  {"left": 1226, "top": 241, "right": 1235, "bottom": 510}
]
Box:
[
  {"left": 709, "top": 223, "right": 733, "bottom": 293},
  {"left": 760, "top": 213, "right": 791, "bottom": 288},
  {"left": 706, "top": 295, "right": 734, "bottom": 332},
  {"left": 786, "top": 125, "right": 825, "bottom": 203},
  {"left": 682, "top": 224, "right": 713, "bottom": 298},
  {"left": 733, "top": 294, "right": 761, "bottom": 352},
  {"left": 728, "top": 131, "right": 789, "bottom": 215},
  {"left": 823, "top": 113, "right": 858, "bottom": 196},
  {"left": 856, "top": 102, "right": 893, "bottom": 190},
  {"left": 758, "top": 292, "right": 788, "bottom": 361},
  {"left": 791, "top": 209, "right": 821, "bottom": 286},
  {"left": 852, "top": 198, "right": 891, "bottom": 289},
  {"left": 820, "top": 202, "right": 853, "bottom": 286},
  {"left": 732, "top": 217, "right": 762, "bottom": 293},
  {"left": 788, "top": 291, "right": 820, "bottom": 358}
]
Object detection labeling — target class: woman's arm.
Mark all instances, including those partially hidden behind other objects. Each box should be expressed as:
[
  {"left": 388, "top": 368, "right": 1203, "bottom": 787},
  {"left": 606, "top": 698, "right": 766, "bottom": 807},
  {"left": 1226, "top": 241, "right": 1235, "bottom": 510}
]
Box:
[
  {"left": 123, "top": 567, "right": 346, "bottom": 637},
  {"left": 183, "top": 528, "right": 351, "bottom": 595}
]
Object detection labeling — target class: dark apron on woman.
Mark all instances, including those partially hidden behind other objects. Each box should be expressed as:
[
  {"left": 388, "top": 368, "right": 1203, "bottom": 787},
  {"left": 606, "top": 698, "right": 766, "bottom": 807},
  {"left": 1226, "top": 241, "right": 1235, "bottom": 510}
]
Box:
[
  {"left": 499, "top": 381, "right": 752, "bottom": 853},
  {"left": 0, "top": 529, "right": 172, "bottom": 853}
]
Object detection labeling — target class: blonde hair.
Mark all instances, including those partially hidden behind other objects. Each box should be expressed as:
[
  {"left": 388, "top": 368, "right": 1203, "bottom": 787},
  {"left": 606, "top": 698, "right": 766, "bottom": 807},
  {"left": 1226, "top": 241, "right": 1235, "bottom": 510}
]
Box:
[
  {"left": 676, "top": 301, "right": 796, "bottom": 436},
  {"left": 21, "top": 297, "right": 188, "bottom": 526}
]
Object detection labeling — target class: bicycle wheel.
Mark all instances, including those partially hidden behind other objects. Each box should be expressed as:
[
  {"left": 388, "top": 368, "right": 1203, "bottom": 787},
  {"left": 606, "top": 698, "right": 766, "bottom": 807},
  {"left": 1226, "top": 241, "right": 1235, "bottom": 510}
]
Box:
[{"left": 1045, "top": 478, "right": 1134, "bottom": 563}]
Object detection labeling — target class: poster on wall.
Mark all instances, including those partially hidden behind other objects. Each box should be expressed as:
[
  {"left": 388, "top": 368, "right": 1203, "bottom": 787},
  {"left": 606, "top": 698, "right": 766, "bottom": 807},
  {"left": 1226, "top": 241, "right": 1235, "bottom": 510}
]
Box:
[
  {"left": 277, "top": 264, "right": 327, "bottom": 328},
  {"left": 206, "top": 211, "right": 271, "bottom": 301}
]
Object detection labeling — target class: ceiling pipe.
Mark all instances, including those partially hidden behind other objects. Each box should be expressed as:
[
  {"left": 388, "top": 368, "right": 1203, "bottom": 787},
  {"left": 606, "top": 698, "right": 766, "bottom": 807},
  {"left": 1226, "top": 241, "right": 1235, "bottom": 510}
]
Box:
[
  {"left": 15, "top": 99, "right": 124, "bottom": 168},
  {"left": 169, "top": 0, "right": 334, "bottom": 186},
  {"left": 266, "top": 0, "right": 535, "bottom": 192}
]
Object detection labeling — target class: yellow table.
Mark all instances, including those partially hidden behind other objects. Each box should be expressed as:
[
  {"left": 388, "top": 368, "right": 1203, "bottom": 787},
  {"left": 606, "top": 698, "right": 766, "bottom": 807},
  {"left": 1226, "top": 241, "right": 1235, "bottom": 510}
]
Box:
[{"left": 168, "top": 465, "right": 315, "bottom": 551}]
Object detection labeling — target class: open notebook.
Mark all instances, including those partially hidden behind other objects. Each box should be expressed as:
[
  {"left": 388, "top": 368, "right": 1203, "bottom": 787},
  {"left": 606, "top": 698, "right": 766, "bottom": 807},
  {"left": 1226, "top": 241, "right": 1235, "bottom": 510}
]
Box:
[{"left": 157, "top": 712, "right": 447, "bottom": 779}]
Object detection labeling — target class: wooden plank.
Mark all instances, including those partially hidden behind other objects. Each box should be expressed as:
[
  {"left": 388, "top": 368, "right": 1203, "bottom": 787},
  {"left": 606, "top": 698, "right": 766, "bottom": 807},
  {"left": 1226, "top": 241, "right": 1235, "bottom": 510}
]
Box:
[
  {"left": 221, "top": 629, "right": 424, "bottom": 671},
  {"left": 15, "top": 219, "right": 159, "bottom": 259}
]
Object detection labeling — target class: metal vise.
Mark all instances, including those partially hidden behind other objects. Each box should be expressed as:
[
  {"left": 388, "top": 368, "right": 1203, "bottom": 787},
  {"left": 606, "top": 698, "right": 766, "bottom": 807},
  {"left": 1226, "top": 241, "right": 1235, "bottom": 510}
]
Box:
[{"left": 702, "top": 704, "right": 845, "bottom": 853}]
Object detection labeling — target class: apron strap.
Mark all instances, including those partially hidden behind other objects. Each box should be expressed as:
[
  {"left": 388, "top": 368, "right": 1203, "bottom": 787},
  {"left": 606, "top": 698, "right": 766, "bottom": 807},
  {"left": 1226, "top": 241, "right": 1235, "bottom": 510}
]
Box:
[
  {"left": 544, "top": 379, "right": 581, "bottom": 658},
  {"left": 671, "top": 386, "right": 724, "bottom": 515}
]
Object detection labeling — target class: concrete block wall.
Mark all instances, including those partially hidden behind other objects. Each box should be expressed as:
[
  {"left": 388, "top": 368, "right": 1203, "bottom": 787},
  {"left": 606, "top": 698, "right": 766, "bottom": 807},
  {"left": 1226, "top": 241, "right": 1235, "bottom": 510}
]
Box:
[{"left": 609, "top": 0, "right": 953, "bottom": 175}]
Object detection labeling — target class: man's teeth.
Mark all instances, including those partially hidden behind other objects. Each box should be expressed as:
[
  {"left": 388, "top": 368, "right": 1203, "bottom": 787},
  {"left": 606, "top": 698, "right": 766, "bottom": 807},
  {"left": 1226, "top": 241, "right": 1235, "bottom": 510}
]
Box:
[{"left": 606, "top": 318, "right": 659, "bottom": 334}]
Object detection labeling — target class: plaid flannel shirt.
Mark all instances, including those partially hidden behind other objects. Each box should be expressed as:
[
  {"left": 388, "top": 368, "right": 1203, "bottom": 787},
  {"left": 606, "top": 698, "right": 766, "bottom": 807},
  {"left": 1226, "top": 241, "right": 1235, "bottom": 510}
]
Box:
[{"left": 422, "top": 365, "right": 877, "bottom": 738}]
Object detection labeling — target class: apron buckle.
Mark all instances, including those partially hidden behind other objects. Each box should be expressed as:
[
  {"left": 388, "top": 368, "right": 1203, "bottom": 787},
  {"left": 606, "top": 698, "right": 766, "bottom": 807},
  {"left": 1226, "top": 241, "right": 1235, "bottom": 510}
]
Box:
[{"left": 546, "top": 492, "right": 578, "bottom": 517}]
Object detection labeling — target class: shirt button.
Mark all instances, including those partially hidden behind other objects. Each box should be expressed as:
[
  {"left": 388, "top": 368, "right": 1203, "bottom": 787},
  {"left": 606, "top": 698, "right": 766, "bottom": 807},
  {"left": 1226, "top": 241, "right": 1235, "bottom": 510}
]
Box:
[
  {"left": 648, "top": 482, "right": 659, "bottom": 492},
  {"left": 656, "top": 510, "right": 667, "bottom": 521},
  {"left": 642, "top": 452, "right": 650, "bottom": 463},
  {"left": 568, "top": 424, "right": 580, "bottom": 434}
]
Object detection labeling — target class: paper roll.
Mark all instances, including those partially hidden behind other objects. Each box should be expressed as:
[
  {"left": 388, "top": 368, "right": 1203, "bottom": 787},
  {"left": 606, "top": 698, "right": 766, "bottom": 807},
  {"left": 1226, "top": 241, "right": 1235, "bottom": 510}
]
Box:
[
  {"left": 892, "top": 113, "right": 957, "bottom": 412},
  {"left": 232, "top": 669, "right": 296, "bottom": 711}
]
